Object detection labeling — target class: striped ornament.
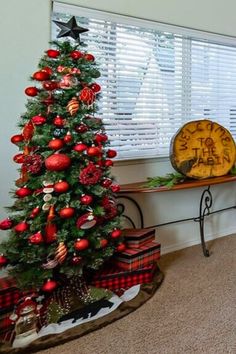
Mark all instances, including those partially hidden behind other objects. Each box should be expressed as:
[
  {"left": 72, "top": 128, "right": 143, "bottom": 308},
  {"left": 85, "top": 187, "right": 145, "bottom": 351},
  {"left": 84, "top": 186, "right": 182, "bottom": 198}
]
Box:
[
  {"left": 67, "top": 97, "right": 79, "bottom": 116},
  {"left": 55, "top": 242, "right": 68, "bottom": 264}
]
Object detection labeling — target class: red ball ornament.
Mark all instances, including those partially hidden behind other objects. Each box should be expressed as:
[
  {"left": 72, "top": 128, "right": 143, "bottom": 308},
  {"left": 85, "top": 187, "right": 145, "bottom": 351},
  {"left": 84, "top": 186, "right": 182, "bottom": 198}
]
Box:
[
  {"left": 48, "top": 138, "right": 64, "bottom": 150},
  {"left": 53, "top": 116, "right": 65, "bottom": 127},
  {"left": 64, "top": 132, "right": 73, "bottom": 143},
  {"left": 110, "top": 184, "right": 121, "bottom": 193},
  {"left": 41, "top": 279, "right": 58, "bottom": 292},
  {"left": 79, "top": 87, "right": 95, "bottom": 105},
  {"left": 31, "top": 115, "right": 47, "bottom": 126},
  {"left": 0, "top": 218, "right": 13, "bottom": 230},
  {"left": 33, "top": 71, "right": 50, "bottom": 81},
  {"left": 45, "top": 154, "right": 71, "bottom": 171},
  {"left": 15, "top": 187, "right": 32, "bottom": 198},
  {"left": 0, "top": 255, "right": 8, "bottom": 267},
  {"left": 29, "top": 231, "right": 44, "bottom": 244},
  {"left": 59, "top": 207, "right": 75, "bottom": 219},
  {"left": 111, "top": 229, "right": 122, "bottom": 239},
  {"left": 101, "top": 178, "right": 113, "bottom": 188},
  {"left": 14, "top": 221, "right": 29, "bottom": 233},
  {"left": 80, "top": 194, "right": 93, "bottom": 205},
  {"left": 75, "top": 123, "right": 88, "bottom": 133},
  {"left": 87, "top": 146, "right": 101, "bottom": 156},
  {"left": 90, "top": 83, "right": 101, "bottom": 93},
  {"left": 29, "top": 206, "right": 40, "bottom": 218},
  {"left": 43, "top": 81, "right": 58, "bottom": 91},
  {"left": 46, "top": 49, "right": 60, "bottom": 58},
  {"left": 25, "top": 86, "right": 39, "bottom": 97},
  {"left": 13, "top": 153, "right": 25, "bottom": 164},
  {"left": 42, "top": 66, "right": 53, "bottom": 75},
  {"left": 74, "top": 238, "right": 89, "bottom": 251},
  {"left": 116, "top": 242, "right": 126, "bottom": 252},
  {"left": 107, "top": 149, "right": 117, "bottom": 158},
  {"left": 73, "top": 143, "right": 87, "bottom": 153},
  {"left": 70, "top": 50, "right": 83, "bottom": 59},
  {"left": 94, "top": 133, "right": 108, "bottom": 144},
  {"left": 84, "top": 53, "right": 95, "bottom": 61},
  {"left": 76, "top": 213, "right": 97, "bottom": 229},
  {"left": 71, "top": 255, "right": 82, "bottom": 265},
  {"left": 100, "top": 239, "right": 108, "bottom": 248},
  {"left": 54, "top": 181, "right": 69, "bottom": 193},
  {"left": 11, "top": 134, "right": 24, "bottom": 145},
  {"left": 104, "top": 159, "right": 113, "bottom": 167}
]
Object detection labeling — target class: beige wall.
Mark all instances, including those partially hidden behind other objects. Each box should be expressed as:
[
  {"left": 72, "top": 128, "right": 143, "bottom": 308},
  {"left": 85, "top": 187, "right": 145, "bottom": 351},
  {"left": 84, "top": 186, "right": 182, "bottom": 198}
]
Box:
[{"left": 1, "top": 0, "right": 236, "bottom": 253}]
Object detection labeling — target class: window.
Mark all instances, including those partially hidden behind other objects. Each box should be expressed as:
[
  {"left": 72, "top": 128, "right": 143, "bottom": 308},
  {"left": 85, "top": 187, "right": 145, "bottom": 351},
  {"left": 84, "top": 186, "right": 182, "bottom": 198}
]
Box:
[{"left": 52, "top": 2, "right": 236, "bottom": 161}]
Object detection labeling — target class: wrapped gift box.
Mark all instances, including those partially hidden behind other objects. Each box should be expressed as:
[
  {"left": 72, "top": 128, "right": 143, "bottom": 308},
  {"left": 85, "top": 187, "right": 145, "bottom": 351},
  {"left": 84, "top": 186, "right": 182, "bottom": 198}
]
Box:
[
  {"left": 0, "top": 313, "right": 15, "bottom": 334},
  {"left": 114, "top": 241, "right": 161, "bottom": 271},
  {"left": 91, "top": 263, "right": 157, "bottom": 292},
  {"left": 123, "top": 228, "right": 155, "bottom": 248},
  {"left": 0, "top": 277, "right": 21, "bottom": 315}
]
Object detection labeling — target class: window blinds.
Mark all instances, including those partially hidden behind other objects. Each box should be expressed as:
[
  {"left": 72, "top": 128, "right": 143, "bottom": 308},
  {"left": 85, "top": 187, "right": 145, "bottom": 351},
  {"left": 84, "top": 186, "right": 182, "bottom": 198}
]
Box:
[{"left": 52, "top": 2, "right": 236, "bottom": 160}]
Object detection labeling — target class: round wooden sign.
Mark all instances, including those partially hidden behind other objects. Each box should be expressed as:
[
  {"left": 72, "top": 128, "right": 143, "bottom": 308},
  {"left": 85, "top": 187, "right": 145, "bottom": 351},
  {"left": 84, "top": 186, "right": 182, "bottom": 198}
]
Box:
[{"left": 170, "top": 120, "right": 236, "bottom": 179}]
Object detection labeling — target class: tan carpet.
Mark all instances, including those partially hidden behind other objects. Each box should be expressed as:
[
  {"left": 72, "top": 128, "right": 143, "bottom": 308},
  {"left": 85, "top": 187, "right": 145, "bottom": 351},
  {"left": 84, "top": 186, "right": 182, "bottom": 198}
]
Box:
[{"left": 39, "top": 235, "right": 236, "bottom": 354}]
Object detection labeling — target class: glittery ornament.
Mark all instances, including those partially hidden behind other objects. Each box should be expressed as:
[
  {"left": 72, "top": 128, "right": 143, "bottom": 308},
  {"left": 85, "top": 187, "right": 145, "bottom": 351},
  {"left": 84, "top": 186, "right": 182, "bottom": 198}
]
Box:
[
  {"left": 79, "top": 87, "right": 95, "bottom": 105},
  {"left": 22, "top": 121, "right": 34, "bottom": 142},
  {"left": 48, "top": 138, "right": 64, "bottom": 150},
  {"left": 79, "top": 163, "right": 102, "bottom": 185},
  {"left": 45, "top": 154, "right": 71, "bottom": 171},
  {"left": 53, "top": 128, "right": 66, "bottom": 138},
  {"left": 67, "top": 97, "right": 79, "bottom": 116},
  {"left": 23, "top": 155, "right": 43, "bottom": 174}
]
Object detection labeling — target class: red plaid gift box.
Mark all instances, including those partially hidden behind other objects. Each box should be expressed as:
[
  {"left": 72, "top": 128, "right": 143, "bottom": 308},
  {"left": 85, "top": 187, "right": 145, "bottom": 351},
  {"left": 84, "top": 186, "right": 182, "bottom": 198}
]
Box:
[
  {"left": 0, "top": 313, "right": 15, "bottom": 334},
  {"left": 0, "top": 277, "right": 21, "bottom": 315},
  {"left": 113, "top": 241, "right": 161, "bottom": 271},
  {"left": 123, "top": 228, "right": 155, "bottom": 248},
  {"left": 91, "top": 263, "right": 157, "bottom": 292}
]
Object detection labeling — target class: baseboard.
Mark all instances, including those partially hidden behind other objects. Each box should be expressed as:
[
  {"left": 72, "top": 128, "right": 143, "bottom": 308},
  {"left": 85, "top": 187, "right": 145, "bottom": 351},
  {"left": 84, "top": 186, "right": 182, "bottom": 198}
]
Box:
[{"left": 161, "top": 227, "right": 236, "bottom": 255}]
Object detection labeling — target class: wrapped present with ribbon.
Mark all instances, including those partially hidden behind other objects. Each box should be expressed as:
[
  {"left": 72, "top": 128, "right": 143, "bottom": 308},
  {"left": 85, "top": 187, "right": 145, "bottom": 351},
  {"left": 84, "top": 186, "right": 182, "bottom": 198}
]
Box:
[
  {"left": 0, "top": 277, "right": 21, "bottom": 315},
  {"left": 91, "top": 263, "right": 158, "bottom": 293},
  {"left": 122, "top": 228, "right": 156, "bottom": 248},
  {"left": 113, "top": 241, "right": 161, "bottom": 271}
]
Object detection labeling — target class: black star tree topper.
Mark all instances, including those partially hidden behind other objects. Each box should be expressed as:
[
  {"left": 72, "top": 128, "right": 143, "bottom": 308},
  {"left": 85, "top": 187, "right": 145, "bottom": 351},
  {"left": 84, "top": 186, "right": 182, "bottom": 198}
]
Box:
[{"left": 53, "top": 16, "right": 89, "bottom": 42}]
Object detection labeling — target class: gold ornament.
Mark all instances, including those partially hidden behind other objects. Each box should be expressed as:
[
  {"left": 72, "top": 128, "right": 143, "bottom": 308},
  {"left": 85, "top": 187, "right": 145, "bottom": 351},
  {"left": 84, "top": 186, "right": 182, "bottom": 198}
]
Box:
[
  {"left": 67, "top": 97, "right": 79, "bottom": 116},
  {"left": 55, "top": 242, "right": 68, "bottom": 264}
]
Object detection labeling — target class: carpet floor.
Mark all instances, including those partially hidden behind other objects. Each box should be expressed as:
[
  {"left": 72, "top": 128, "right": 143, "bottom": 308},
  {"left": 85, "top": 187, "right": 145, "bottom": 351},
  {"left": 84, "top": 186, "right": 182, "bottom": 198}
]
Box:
[{"left": 39, "top": 234, "right": 236, "bottom": 354}]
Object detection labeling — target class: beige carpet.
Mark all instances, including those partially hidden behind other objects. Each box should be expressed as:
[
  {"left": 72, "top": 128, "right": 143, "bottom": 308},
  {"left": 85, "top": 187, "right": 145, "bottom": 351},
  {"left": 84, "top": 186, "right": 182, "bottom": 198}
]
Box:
[{"left": 39, "top": 235, "right": 236, "bottom": 354}]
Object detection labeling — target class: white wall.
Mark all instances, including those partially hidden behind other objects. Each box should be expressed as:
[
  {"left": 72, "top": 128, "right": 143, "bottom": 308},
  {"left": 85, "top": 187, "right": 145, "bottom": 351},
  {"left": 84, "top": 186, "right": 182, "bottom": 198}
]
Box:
[{"left": 1, "top": 0, "right": 236, "bottom": 253}]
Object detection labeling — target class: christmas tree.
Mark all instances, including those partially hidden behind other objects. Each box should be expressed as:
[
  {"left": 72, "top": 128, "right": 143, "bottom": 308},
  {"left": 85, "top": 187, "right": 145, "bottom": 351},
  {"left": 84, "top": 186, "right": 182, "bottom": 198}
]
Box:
[{"left": 0, "top": 17, "right": 125, "bottom": 292}]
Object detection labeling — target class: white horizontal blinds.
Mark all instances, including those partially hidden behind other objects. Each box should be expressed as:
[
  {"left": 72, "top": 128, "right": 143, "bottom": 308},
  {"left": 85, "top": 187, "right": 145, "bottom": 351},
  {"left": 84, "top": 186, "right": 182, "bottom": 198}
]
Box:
[
  {"left": 190, "top": 40, "right": 236, "bottom": 136},
  {"left": 52, "top": 2, "right": 236, "bottom": 160}
]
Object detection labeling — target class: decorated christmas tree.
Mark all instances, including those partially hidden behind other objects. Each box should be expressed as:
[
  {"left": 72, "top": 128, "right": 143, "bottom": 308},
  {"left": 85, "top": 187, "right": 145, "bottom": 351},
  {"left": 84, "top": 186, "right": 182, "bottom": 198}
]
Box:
[{"left": 0, "top": 17, "right": 125, "bottom": 293}]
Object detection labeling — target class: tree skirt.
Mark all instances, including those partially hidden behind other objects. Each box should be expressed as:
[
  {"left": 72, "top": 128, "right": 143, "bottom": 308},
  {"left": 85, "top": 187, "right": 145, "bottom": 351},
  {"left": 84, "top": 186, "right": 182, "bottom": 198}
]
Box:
[{"left": 0, "top": 268, "right": 164, "bottom": 354}]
